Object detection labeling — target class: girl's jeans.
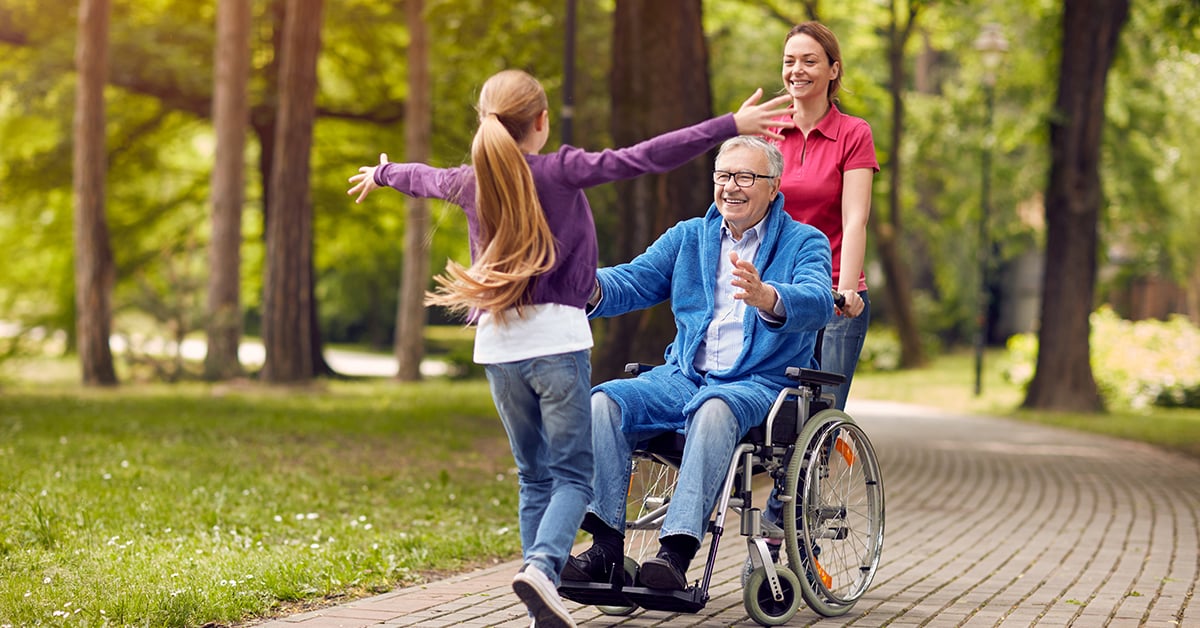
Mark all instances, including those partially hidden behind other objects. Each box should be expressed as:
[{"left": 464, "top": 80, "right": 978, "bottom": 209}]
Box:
[{"left": 485, "top": 349, "right": 594, "bottom": 586}]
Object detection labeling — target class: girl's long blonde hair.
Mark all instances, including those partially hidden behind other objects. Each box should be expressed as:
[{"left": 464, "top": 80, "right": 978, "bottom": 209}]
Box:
[{"left": 425, "top": 70, "right": 558, "bottom": 324}]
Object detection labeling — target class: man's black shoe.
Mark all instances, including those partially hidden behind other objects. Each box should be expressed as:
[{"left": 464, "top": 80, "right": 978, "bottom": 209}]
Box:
[
  {"left": 638, "top": 548, "right": 689, "bottom": 590},
  {"left": 561, "top": 545, "right": 618, "bottom": 583}
]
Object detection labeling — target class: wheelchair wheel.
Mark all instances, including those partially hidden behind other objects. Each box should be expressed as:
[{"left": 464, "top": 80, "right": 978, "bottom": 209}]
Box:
[
  {"left": 743, "top": 565, "right": 802, "bottom": 626},
  {"left": 783, "top": 410, "right": 884, "bottom": 617},
  {"left": 595, "top": 556, "right": 640, "bottom": 616},
  {"left": 623, "top": 454, "right": 677, "bottom": 565}
]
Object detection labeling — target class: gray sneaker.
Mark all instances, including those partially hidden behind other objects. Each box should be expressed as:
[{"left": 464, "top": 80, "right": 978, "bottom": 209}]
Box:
[{"left": 512, "top": 564, "right": 577, "bottom": 628}]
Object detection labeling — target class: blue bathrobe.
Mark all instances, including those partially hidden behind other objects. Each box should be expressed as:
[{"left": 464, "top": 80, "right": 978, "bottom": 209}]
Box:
[{"left": 590, "top": 193, "right": 834, "bottom": 436}]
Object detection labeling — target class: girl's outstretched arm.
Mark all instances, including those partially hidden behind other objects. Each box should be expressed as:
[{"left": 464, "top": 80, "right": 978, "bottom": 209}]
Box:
[
  {"left": 347, "top": 153, "right": 389, "bottom": 203},
  {"left": 732, "top": 89, "right": 795, "bottom": 140}
]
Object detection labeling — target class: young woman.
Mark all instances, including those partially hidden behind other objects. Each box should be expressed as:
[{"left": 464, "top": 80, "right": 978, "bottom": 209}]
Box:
[
  {"left": 348, "top": 69, "right": 792, "bottom": 628},
  {"left": 774, "top": 21, "right": 879, "bottom": 410}
]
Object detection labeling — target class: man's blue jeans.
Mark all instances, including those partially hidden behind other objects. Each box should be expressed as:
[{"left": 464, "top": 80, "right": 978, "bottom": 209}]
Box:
[
  {"left": 588, "top": 392, "right": 742, "bottom": 545},
  {"left": 485, "top": 350, "right": 594, "bottom": 586}
]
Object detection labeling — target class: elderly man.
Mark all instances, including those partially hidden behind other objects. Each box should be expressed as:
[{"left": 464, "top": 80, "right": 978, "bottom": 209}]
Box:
[{"left": 564, "top": 136, "right": 834, "bottom": 590}]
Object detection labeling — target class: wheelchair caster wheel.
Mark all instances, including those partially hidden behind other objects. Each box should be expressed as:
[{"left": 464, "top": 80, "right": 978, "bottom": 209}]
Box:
[{"left": 743, "top": 565, "right": 801, "bottom": 626}]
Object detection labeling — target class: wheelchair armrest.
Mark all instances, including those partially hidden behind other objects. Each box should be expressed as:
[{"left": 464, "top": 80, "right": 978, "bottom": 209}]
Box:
[
  {"left": 785, "top": 366, "right": 846, "bottom": 387},
  {"left": 624, "top": 363, "right": 658, "bottom": 376}
]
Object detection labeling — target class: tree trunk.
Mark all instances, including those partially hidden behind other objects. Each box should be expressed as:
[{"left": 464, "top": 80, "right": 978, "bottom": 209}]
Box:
[
  {"left": 1023, "top": 0, "right": 1129, "bottom": 412},
  {"left": 204, "top": 0, "right": 251, "bottom": 381},
  {"left": 394, "top": 0, "right": 431, "bottom": 382},
  {"left": 874, "top": 0, "right": 925, "bottom": 368},
  {"left": 72, "top": 0, "right": 117, "bottom": 386},
  {"left": 593, "top": 0, "right": 713, "bottom": 383},
  {"left": 261, "top": 0, "right": 324, "bottom": 384}
]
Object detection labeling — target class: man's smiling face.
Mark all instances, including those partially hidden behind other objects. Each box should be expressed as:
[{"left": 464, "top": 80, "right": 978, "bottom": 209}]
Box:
[{"left": 713, "top": 145, "right": 779, "bottom": 240}]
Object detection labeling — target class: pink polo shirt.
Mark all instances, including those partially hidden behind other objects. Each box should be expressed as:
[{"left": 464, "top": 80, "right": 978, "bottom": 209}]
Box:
[{"left": 770, "top": 105, "right": 879, "bottom": 291}]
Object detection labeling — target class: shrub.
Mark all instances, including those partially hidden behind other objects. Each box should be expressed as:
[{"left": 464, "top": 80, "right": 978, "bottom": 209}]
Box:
[
  {"left": 1004, "top": 306, "right": 1200, "bottom": 409},
  {"left": 859, "top": 326, "right": 901, "bottom": 372}
]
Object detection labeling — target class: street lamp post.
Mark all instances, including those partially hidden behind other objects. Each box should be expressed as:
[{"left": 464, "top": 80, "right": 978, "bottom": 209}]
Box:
[{"left": 973, "top": 23, "right": 1007, "bottom": 397}]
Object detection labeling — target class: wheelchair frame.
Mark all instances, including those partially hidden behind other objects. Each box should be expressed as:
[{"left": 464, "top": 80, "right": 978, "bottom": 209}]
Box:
[{"left": 558, "top": 364, "right": 885, "bottom": 625}]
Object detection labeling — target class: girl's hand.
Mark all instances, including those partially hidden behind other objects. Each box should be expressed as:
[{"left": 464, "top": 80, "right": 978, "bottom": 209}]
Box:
[
  {"left": 348, "top": 153, "right": 388, "bottom": 203},
  {"left": 732, "top": 89, "right": 795, "bottom": 141}
]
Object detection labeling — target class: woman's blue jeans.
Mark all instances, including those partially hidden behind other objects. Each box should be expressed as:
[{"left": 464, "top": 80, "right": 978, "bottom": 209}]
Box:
[
  {"left": 484, "top": 349, "right": 594, "bottom": 585},
  {"left": 820, "top": 290, "right": 871, "bottom": 411},
  {"left": 587, "top": 393, "right": 742, "bottom": 546}
]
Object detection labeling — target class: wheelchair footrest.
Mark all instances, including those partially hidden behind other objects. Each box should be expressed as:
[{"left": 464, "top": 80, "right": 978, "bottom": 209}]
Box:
[
  {"left": 557, "top": 580, "right": 634, "bottom": 608},
  {"left": 624, "top": 585, "right": 707, "bottom": 613},
  {"left": 557, "top": 582, "right": 707, "bottom": 614}
]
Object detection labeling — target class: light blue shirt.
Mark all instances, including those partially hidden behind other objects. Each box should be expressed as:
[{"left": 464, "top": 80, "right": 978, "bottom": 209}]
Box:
[{"left": 693, "top": 220, "right": 786, "bottom": 373}]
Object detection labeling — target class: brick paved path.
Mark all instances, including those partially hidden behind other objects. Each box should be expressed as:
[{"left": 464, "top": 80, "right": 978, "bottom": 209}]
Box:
[{"left": 255, "top": 401, "right": 1199, "bottom": 627}]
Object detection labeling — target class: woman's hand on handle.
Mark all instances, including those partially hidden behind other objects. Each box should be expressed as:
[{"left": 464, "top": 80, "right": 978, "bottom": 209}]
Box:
[
  {"left": 836, "top": 289, "right": 865, "bottom": 318},
  {"left": 732, "top": 89, "right": 795, "bottom": 141},
  {"left": 347, "top": 153, "right": 388, "bottom": 203}
]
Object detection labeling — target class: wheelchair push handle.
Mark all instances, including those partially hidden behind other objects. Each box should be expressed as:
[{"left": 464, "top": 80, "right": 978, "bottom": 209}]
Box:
[{"left": 832, "top": 289, "right": 847, "bottom": 310}]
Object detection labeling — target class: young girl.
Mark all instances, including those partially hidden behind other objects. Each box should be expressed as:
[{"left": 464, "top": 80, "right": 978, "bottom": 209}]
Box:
[{"left": 347, "top": 69, "right": 792, "bottom": 628}]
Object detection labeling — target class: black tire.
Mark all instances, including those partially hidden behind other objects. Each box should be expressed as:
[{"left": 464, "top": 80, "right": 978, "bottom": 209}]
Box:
[
  {"left": 784, "top": 410, "right": 885, "bottom": 617},
  {"left": 743, "top": 565, "right": 802, "bottom": 626}
]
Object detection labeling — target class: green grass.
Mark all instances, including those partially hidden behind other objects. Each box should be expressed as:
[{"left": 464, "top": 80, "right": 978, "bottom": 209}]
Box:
[
  {"left": 0, "top": 376, "right": 521, "bottom": 627},
  {"left": 852, "top": 349, "right": 1200, "bottom": 459},
  {"left": 3, "top": 343, "right": 1197, "bottom": 626}
]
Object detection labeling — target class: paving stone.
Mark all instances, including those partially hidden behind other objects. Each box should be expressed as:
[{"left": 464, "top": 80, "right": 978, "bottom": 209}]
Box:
[{"left": 245, "top": 401, "right": 1199, "bottom": 627}]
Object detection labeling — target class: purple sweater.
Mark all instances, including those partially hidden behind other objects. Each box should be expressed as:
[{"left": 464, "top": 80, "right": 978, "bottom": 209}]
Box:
[{"left": 373, "top": 114, "right": 739, "bottom": 310}]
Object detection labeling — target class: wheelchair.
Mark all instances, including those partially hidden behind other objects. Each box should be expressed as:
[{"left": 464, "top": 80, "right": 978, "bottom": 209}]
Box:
[{"left": 557, "top": 363, "right": 885, "bottom": 625}]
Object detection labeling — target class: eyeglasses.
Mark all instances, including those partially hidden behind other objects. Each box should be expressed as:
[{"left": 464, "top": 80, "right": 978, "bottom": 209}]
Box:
[{"left": 713, "top": 170, "right": 778, "bottom": 188}]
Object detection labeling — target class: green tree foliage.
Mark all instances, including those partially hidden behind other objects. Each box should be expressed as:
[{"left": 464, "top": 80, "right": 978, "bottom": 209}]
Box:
[{"left": 1, "top": 0, "right": 1198, "bottom": 376}]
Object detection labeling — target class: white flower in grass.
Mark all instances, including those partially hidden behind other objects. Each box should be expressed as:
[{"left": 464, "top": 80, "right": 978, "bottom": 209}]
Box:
[
  {"left": 305, "top": 513, "right": 319, "bottom": 520},
  {"left": 309, "top": 543, "right": 320, "bottom": 549},
  {"left": 120, "top": 460, "right": 129, "bottom": 468},
  {"left": 495, "top": 527, "right": 510, "bottom": 535},
  {"left": 495, "top": 473, "right": 504, "bottom": 481},
  {"left": 363, "top": 524, "right": 372, "bottom": 530},
  {"left": 274, "top": 515, "right": 282, "bottom": 522},
  {"left": 102, "top": 473, "right": 112, "bottom": 480},
  {"left": 42, "top": 577, "right": 51, "bottom": 584}
]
